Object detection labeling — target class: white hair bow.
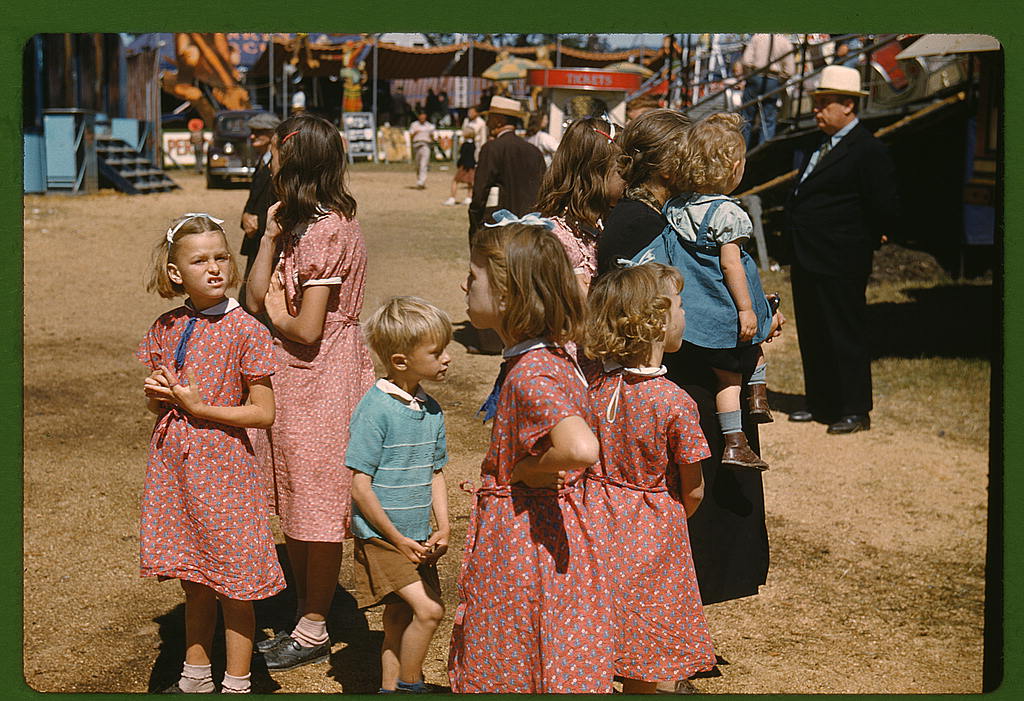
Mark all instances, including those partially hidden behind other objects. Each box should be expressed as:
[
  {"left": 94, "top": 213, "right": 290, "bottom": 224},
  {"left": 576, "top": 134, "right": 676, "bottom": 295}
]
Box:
[
  {"left": 166, "top": 213, "right": 226, "bottom": 244},
  {"left": 484, "top": 209, "right": 556, "bottom": 231}
]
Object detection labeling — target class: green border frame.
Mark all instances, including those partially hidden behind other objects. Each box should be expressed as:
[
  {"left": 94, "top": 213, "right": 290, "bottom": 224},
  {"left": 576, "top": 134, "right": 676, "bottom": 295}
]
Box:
[{"left": 5, "top": 0, "right": 1012, "bottom": 698}]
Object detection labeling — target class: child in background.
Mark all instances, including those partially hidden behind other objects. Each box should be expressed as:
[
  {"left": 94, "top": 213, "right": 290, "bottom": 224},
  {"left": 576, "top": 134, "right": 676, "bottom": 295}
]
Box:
[
  {"left": 664, "top": 112, "right": 781, "bottom": 470},
  {"left": 443, "top": 126, "right": 476, "bottom": 206},
  {"left": 448, "top": 220, "right": 615, "bottom": 693},
  {"left": 138, "top": 213, "right": 285, "bottom": 694},
  {"left": 535, "top": 116, "right": 625, "bottom": 293},
  {"left": 347, "top": 296, "right": 453, "bottom": 694},
  {"left": 583, "top": 262, "right": 716, "bottom": 693},
  {"left": 246, "top": 113, "right": 376, "bottom": 671}
]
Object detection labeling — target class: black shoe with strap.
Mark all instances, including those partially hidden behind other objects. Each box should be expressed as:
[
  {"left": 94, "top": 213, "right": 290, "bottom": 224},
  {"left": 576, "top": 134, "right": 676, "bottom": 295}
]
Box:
[
  {"left": 255, "top": 628, "right": 291, "bottom": 654},
  {"left": 788, "top": 409, "right": 814, "bottom": 422},
  {"left": 262, "top": 636, "right": 331, "bottom": 672}
]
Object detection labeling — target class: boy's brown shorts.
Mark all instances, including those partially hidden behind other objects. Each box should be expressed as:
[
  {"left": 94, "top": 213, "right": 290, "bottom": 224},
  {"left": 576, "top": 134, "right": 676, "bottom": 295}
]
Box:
[{"left": 352, "top": 537, "right": 442, "bottom": 609}]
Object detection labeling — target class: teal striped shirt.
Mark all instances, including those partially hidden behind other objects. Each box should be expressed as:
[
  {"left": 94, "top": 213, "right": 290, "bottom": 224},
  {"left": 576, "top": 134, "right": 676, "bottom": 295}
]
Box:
[{"left": 346, "top": 384, "right": 447, "bottom": 541}]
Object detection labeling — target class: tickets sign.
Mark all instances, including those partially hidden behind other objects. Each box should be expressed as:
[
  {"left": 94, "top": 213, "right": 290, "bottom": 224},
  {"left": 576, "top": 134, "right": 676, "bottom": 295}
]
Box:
[{"left": 526, "top": 68, "right": 643, "bottom": 92}]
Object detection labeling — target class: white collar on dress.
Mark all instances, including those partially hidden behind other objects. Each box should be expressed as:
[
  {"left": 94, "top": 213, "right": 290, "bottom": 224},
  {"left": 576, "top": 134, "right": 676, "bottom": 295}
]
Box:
[
  {"left": 602, "top": 360, "right": 668, "bottom": 377},
  {"left": 184, "top": 297, "right": 240, "bottom": 317},
  {"left": 600, "top": 360, "right": 666, "bottom": 423},
  {"left": 376, "top": 378, "right": 429, "bottom": 410},
  {"left": 504, "top": 337, "right": 587, "bottom": 387},
  {"left": 503, "top": 337, "right": 556, "bottom": 359}
]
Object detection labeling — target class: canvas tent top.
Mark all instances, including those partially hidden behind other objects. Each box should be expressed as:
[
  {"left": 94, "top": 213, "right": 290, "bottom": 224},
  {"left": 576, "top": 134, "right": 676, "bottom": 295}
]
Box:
[
  {"left": 248, "top": 37, "right": 658, "bottom": 80},
  {"left": 895, "top": 33, "right": 1001, "bottom": 60}
]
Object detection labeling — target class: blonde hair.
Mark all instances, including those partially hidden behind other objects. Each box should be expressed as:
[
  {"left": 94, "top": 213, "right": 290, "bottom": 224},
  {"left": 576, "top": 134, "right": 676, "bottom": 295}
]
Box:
[
  {"left": 471, "top": 223, "right": 583, "bottom": 346},
  {"left": 145, "top": 214, "right": 238, "bottom": 298},
  {"left": 584, "top": 262, "right": 683, "bottom": 367},
  {"left": 680, "top": 112, "right": 746, "bottom": 192},
  {"left": 616, "top": 108, "right": 691, "bottom": 190},
  {"left": 365, "top": 296, "right": 453, "bottom": 367}
]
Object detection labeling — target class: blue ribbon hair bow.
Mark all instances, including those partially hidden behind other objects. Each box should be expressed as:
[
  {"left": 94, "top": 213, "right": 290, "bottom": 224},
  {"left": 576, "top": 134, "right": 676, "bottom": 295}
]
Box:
[{"left": 484, "top": 209, "right": 556, "bottom": 231}]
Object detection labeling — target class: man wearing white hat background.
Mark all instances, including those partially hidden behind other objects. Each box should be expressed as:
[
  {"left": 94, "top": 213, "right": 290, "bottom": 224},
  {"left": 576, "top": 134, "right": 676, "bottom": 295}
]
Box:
[
  {"left": 467, "top": 95, "right": 546, "bottom": 237},
  {"left": 785, "top": 65, "right": 900, "bottom": 435}
]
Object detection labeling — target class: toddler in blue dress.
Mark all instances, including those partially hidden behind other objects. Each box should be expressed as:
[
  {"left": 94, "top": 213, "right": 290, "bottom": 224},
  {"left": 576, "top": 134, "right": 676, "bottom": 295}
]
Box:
[{"left": 664, "top": 112, "right": 782, "bottom": 470}]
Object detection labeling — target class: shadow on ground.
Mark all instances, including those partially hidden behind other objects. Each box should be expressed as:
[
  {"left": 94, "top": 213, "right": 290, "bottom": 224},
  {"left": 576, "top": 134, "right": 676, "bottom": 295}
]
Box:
[
  {"left": 868, "top": 283, "right": 993, "bottom": 360},
  {"left": 146, "top": 544, "right": 379, "bottom": 693}
]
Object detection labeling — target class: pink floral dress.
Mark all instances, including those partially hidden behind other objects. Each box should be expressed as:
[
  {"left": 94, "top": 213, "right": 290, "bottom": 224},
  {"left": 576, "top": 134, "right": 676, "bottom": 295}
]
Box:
[
  {"left": 549, "top": 216, "right": 602, "bottom": 376},
  {"left": 550, "top": 215, "right": 600, "bottom": 283},
  {"left": 262, "top": 211, "right": 375, "bottom": 542},
  {"left": 136, "top": 299, "right": 286, "bottom": 600},
  {"left": 448, "top": 343, "right": 615, "bottom": 693},
  {"left": 585, "top": 366, "right": 716, "bottom": 681}
]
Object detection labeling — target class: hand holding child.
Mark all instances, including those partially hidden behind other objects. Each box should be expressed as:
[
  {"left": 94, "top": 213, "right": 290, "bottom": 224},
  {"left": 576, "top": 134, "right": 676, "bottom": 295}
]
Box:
[{"left": 766, "top": 309, "right": 786, "bottom": 342}]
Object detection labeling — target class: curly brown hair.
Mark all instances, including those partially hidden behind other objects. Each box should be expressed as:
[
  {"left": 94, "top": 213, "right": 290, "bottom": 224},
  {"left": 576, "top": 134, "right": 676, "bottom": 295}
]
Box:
[
  {"left": 679, "top": 112, "right": 745, "bottom": 193},
  {"left": 535, "top": 117, "right": 622, "bottom": 231},
  {"left": 616, "top": 108, "right": 691, "bottom": 190},
  {"left": 584, "top": 262, "right": 683, "bottom": 367},
  {"left": 272, "top": 113, "right": 357, "bottom": 240},
  {"left": 471, "top": 223, "right": 584, "bottom": 346}
]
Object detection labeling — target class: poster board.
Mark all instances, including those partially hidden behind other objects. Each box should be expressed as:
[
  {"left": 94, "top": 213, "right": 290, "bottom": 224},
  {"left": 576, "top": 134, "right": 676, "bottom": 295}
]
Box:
[{"left": 341, "top": 112, "right": 377, "bottom": 162}]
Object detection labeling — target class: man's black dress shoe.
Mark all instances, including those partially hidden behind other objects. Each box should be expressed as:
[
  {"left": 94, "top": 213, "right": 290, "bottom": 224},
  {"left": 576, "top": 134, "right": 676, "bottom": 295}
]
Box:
[
  {"left": 827, "top": 414, "right": 870, "bottom": 434},
  {"left": 788, "top": 410, "right": 814, "bottom": 422}
]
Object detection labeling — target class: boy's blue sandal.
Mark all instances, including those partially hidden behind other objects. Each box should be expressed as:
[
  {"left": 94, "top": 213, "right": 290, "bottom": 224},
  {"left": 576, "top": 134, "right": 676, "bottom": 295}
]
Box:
[{"left": 395, "top": 680, "right": 435, "bottom": 693}]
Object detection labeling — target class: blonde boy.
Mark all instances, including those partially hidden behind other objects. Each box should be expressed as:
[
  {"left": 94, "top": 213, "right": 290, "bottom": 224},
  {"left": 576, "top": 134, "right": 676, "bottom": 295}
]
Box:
[{"left": 346, "top": 296, "right": 452, "bottom": 694}]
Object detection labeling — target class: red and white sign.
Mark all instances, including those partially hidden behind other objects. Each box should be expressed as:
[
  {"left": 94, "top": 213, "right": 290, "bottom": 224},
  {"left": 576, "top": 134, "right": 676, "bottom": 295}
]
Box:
[{"left": 527, "top": 68, "right": 643, "bottom": 92}]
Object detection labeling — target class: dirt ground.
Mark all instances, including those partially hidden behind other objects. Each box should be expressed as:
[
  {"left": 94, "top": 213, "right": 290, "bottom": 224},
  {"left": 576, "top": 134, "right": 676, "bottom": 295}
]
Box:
[{"left": 22, "top": 167, "right": 989, "bottom": 693}]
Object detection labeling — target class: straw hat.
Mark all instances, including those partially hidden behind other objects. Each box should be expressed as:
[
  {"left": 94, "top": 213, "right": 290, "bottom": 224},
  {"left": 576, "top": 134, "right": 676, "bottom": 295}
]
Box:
[
  {"left": 813, "top": 65, "right": 869, "bottom": 97},
  {"left": 485, "top": 95, "right": 529, "bottom": 120}
]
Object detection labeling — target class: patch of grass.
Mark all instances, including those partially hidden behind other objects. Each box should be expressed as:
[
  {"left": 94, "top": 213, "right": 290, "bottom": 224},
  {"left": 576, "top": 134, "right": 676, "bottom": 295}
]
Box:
[{"left": 759, "top": 268, "right": 992, "bottom": 450}]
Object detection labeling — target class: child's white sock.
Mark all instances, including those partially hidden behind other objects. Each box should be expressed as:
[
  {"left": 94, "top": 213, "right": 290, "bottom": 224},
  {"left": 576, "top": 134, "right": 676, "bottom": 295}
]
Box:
[
  {"left": 179, "top": 662, "right": 215, "bottom": 693},
  {"left": 291, "top": 615, "right": 329, "bottom": 647},
  {"left": 220, "top": 672, "right": 251, "bottom": 694}
]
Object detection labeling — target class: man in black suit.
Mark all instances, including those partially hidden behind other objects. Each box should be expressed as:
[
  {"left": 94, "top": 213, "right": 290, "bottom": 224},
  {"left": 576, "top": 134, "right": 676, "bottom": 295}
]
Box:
[
  {"left": 239, "top": 111, "right": 281, "bottom": 313},
  {"left": 785, "top": 65, "right": 899, "bottom": 434},
  {"left": 468, "top": 95, "right": 546, "bottom": 237}
]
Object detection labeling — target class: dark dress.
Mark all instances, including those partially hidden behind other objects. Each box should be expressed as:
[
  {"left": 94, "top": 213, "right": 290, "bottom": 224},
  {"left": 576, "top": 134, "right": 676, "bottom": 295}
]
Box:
[{"left": 598, "top": 197, "right": 770, "bottom": 605}]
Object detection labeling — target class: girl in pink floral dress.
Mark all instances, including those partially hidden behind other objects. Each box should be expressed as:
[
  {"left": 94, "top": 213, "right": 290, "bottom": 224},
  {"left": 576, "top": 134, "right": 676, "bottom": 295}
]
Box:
[
  {"left": 583, "top": 262, "right": 716, "bottom": 693},
  {"left": 535, "top": 116, "right": 626, "bottom": 295},
  {"left": 139, "top": 213, "right": 284, "bottom": 694},
  {"left": 449, "top": 220, "right": 615, "bottom": 693},
  {"left": 246, "top": 114, "right": 375, "bottom": 671}
]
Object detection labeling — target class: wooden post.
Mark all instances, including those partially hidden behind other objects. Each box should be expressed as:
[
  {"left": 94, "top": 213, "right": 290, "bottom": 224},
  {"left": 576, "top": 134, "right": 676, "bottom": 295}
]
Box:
[{"left": 741, "top": 194, "right": 769, "bottom": 271}]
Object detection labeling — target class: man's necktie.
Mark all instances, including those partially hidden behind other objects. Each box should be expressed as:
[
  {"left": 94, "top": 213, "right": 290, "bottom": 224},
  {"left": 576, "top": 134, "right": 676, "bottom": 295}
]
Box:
[{"left": 803, "top": 138, "right": 833, "bottom": 180}]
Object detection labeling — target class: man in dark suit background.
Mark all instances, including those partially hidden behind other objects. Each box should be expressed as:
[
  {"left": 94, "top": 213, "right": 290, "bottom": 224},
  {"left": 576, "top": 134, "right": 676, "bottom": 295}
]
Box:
[
  {"left": 468, "top": 95, "right": 546, "bottom": 237},
  {"left": 466, "top": 95, "right": 545, "bottom": 353},
  {"left": 239, "top": 111, "right": 281, "bottom": 313},
  {"left": 785, "top": 65, "right": 900, "bottom": 434}
]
